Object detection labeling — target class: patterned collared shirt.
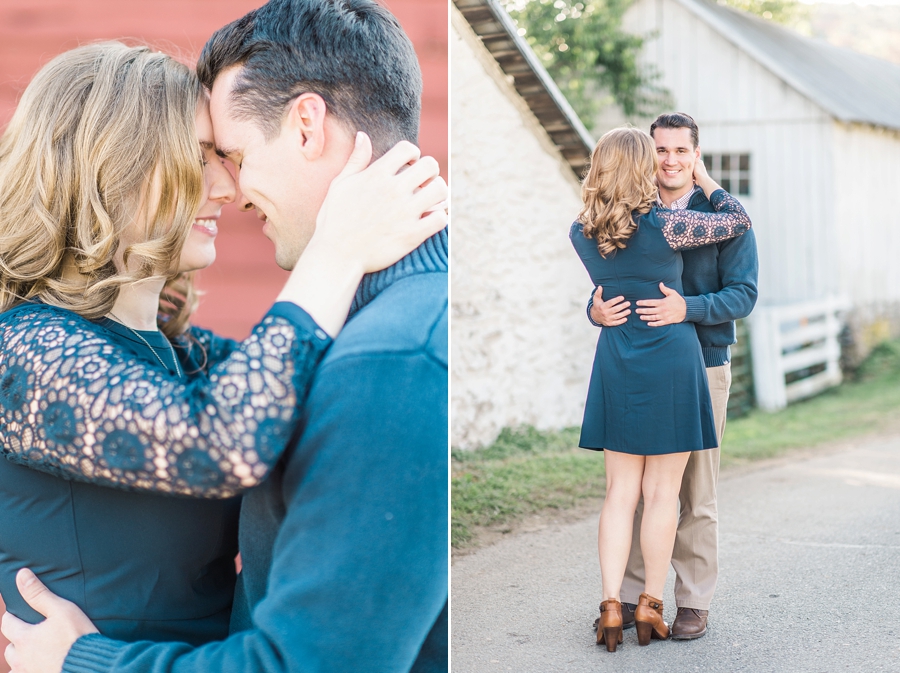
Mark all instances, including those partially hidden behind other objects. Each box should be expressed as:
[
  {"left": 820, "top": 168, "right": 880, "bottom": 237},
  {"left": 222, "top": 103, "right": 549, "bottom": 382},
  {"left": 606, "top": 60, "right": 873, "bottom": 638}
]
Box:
[{"left": 658, "top": 184, "right": 700, "bottom": 210}]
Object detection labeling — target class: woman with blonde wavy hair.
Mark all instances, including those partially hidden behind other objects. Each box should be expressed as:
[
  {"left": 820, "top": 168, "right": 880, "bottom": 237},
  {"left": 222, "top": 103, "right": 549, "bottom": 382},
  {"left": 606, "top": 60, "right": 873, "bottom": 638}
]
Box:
[
  {"left": 0, "top": 41, "right": 445, "bottom": 645},
  {"left": 570, "top": 126, "right": 750, "bottom": 652}
]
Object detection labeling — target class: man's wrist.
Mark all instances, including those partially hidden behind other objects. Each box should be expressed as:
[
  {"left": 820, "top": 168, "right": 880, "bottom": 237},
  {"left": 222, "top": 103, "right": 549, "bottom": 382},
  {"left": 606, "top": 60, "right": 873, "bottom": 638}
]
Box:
[
  {"left": 683, "top": 296, "right": 706, "bottom": 323},
  {"left": 62, "top": 634, "right": 119, "bottom": 673},
  {"left": 586, "top": 296, "right": 603, "bottom": 328}
]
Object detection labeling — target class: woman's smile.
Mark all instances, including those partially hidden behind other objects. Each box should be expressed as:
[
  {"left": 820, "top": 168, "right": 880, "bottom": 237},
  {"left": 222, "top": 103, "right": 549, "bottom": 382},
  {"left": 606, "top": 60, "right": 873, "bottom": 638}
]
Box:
[{"left": 192, "top": 217, "right": 219, "bottom": 237}]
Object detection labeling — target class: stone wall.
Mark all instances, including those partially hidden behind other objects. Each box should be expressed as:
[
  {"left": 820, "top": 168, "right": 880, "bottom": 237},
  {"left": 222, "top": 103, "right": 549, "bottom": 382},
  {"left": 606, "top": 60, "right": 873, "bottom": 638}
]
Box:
[{"left": 450, "top": 9, "right": 598, "bottom": 449}]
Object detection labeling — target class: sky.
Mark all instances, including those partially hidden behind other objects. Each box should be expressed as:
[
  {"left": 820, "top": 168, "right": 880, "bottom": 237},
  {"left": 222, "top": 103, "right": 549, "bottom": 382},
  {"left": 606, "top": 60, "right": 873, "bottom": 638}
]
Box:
[{"left": 801, "top": 0, "right": 900, "bottom": 5}]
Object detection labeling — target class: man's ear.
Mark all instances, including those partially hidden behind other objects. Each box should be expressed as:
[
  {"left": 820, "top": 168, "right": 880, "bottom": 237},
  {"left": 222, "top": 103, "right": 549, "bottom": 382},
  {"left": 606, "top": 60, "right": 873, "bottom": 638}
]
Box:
[
  {"left": 694, "top": 145, "right": 701, "bottom": 162},
  {"left": 286, "top": 93, "right": 328, "bottom": 160}
]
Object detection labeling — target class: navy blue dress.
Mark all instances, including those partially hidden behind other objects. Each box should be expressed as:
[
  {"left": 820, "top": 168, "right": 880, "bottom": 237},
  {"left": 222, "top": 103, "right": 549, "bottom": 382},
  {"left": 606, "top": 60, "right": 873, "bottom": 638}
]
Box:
[
  {"left": 569, "top": 190, "right": 751, "bottom": 455},
  {"left": 0, "top": 302, "right": 330, "bottom": 643}
]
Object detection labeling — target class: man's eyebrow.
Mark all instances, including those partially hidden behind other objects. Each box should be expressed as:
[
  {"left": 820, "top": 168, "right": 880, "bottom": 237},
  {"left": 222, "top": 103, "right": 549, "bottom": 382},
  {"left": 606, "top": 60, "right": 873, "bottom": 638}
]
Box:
[
  {"left": 199, "top": 141, "right": 215, "bottom": 150},
  {"left": 216, "top": 146, "right": 240, "bottom": 159}
]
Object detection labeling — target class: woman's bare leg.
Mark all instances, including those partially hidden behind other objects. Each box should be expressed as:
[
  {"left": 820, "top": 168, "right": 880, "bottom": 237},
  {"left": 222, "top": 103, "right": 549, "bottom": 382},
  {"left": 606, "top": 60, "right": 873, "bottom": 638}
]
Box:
[
  {"left": 599, "top": 450, "right": 645, "bottom": 601},
  {"left": 640, "top": 452, "right": 692, "bottom": 598}
]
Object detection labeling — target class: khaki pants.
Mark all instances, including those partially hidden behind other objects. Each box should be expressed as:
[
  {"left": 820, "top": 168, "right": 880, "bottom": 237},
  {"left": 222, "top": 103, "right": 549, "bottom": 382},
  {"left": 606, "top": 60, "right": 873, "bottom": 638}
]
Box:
[{"left": 620, "top": 363, "right": 731, "bottom": 610}]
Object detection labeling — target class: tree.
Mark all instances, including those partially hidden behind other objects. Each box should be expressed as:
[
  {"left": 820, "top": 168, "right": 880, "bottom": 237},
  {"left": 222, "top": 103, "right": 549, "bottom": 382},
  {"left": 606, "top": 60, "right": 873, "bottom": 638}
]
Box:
[
  {"left": 505, "top": 0, "right": 807, "bottom": 130},
  {"left": 718, "top": 0, "right": 808, "bottom": 26},
  {"left": 505, "top": 0, "right": 671, "bottom": 129}
]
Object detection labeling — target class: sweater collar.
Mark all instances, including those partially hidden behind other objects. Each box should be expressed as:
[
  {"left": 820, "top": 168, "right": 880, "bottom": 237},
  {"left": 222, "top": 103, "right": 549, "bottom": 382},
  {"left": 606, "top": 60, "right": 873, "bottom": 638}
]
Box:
[
  {"left": 349, "top": 227, "right": 448, "bottom": 316},
  {"left": 687, "top": 187, "right": 711, "bottom": 210}
]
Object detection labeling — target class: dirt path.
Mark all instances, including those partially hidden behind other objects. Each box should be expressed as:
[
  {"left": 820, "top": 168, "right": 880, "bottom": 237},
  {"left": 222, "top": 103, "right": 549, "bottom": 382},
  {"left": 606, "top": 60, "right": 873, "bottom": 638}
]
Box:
[{"left": 451, "top": 434, "right": 900, "bottom": 672}]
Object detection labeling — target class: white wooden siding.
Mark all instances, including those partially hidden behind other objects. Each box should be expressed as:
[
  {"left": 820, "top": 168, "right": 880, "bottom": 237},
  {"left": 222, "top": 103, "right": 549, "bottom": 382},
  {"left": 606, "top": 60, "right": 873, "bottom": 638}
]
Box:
[
  {"left": 627, "top": 0, "right": 828, "bottom": 124},
  {"left": 617, "top": 0, "right": 841, "bottom": 305},
  {"left": 832, "top": 123, "right": 900, "bottom": 306}
]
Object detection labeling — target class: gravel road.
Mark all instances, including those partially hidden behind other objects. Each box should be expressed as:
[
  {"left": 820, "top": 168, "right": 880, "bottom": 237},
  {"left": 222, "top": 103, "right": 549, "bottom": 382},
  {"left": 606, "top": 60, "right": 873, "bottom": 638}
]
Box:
[{"left": 451, "top": 435, "right": 900, "bottom": 672}]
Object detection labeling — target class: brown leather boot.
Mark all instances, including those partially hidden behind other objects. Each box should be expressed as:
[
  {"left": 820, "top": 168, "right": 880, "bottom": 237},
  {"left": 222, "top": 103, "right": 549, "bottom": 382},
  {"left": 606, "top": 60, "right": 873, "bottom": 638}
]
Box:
[
  {"left": 671, "top": 608, "right": 708, "bottom": 639},
  {"left": 593, "top": 602, "right": 635, "bottom": 631},
  {"left": 634, "top": 593, "right": 669, "bottom": 646},
  {"left": 595, "top": 599, "right": 624, "bottom": 652},
  {"left": 621, "top": 602, "right": 636, "bottom": 629}
]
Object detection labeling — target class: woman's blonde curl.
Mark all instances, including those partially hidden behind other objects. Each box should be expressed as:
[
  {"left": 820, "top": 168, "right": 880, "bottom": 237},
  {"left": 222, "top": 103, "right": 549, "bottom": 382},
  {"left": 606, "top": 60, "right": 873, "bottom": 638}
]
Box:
[
  {"left": 578, "top": 126, "right": 659, "bottom": 257},
  {"left": 0, "top": 42, "right": 204, "bottom": 339}
]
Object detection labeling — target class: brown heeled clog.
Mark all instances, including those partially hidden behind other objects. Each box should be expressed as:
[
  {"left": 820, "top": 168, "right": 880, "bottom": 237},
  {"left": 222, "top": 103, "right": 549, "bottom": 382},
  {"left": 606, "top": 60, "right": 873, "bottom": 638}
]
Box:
[
  {"left": 634, "top": 592, "right": 669, "bottom": 646},
  {"left": 596, "top": 598, "right": 624, "bottom": 652}
]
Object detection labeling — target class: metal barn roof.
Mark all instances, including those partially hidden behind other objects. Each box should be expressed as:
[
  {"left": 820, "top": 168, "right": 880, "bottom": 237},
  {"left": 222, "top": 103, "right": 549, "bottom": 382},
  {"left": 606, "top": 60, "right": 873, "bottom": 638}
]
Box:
[
  {"left": 679, "top": 0, "right": 900, "bottom": 132},
  {"left": 453, "top": 0, "right": 595, "bottom": 178}
]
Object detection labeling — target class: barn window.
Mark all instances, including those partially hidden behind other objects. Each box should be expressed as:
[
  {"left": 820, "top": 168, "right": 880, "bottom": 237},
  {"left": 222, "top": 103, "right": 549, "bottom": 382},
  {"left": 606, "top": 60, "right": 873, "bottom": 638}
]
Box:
[{"left": 703, "top": 153, "right": 751, "bottom": 196}]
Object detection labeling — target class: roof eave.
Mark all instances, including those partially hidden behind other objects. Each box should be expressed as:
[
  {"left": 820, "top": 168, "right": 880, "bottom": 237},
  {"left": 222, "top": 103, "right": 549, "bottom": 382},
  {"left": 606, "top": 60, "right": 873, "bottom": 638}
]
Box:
[
  {"left": 673, "top": 0, "right": 900, "bottom": 132},
  {"left": 454, "top": 0, "right": 595, "bottom": 178}
]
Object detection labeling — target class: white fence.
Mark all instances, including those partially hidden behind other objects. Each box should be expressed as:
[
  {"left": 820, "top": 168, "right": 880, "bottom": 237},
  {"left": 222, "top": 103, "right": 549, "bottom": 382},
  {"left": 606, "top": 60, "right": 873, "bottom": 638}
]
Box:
[{"left": 748, "top": 296, "right": 850, "bottom": 411}]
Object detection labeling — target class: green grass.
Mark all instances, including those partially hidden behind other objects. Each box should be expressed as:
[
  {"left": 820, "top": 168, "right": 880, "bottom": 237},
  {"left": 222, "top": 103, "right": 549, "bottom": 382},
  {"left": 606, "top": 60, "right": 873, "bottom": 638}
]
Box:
[
  {"left": 451, "top": 339, "right": 900, "bottom": 549},
  {"left": 722, "top": 339, "right": 900, "bottom": 464},
  {"left": 451, "top": 427, "right": 605, "bottom": 548}
]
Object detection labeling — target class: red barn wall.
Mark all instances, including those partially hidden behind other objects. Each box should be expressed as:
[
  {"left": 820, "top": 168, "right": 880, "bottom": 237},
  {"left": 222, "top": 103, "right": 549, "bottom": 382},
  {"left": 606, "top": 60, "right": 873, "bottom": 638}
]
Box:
[{"left": 0, "top": 0, "right": 448, "bottom": 339}]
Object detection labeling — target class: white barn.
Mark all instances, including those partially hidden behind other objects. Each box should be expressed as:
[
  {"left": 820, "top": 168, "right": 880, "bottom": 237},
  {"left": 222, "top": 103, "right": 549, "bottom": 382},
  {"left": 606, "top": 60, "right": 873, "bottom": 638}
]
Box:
[
  {"left": 450, "top": 0, "right": 597, "bottom": 448},
  {"left": 613, "top": 0, "right": 900, "bottom": 370}
]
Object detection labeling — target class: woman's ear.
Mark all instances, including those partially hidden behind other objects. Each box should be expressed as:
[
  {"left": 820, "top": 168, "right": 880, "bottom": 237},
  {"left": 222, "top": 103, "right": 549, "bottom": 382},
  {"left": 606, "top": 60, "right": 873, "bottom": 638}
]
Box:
[{"left": 286, "top": 93, "right": 328, "bottom": 160}]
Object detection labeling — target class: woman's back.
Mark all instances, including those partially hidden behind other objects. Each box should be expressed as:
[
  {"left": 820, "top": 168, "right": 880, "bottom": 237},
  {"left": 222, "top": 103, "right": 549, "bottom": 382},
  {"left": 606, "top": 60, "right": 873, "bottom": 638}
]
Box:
[
  {"left": 0, "top": 460, "right": 239, "bottom": 644},
  {"left": 571, "top": 208, "right": 685, "bottom": 332}
]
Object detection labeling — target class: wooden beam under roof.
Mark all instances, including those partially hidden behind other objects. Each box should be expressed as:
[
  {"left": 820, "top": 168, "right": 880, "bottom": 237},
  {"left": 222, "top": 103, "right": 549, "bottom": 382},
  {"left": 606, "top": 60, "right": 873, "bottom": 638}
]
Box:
[{"left": 454, "top": 0, "right": 595, "bottom": 178}]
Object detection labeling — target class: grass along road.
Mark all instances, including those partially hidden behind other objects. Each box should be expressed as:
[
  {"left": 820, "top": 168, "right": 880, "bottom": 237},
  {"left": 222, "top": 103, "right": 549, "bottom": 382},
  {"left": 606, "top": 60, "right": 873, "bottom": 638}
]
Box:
[{"left": 451, "top": 339, "right": 900, "bottom": 549}]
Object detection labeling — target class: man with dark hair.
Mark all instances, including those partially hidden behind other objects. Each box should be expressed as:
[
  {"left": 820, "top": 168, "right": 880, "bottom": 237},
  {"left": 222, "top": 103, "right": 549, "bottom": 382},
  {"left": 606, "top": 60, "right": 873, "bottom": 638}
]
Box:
[
  {"left": 650, "top": 111, "right": 700, "bottom": 148},
  {"left": 196, "top": 0, "right": 426, "bottom": 273},
  {"left": 1, "top": 1, "right": 448, "bottom": 671},
  {"left": 196, "top": 0, "right": 422, "bottom": 156},
  {"left": 589, "top": 112, "right": 758, "bottom": 639}
]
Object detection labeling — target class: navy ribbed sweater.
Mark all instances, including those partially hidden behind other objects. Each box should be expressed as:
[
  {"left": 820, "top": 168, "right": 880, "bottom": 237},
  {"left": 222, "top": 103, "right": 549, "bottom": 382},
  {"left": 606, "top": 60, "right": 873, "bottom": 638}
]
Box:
[{"left": 680, "top": 189, "right": 759, "bottom": 367}]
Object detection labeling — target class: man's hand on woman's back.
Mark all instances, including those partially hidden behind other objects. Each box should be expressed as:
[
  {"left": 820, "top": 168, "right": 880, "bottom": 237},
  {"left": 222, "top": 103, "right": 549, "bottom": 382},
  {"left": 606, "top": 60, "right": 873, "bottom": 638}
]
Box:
[
  {"left": 635, "top": 283, "right": 687, "bottom": 327},
  {"left": 1, "top": 569, "right": 97, "bottom": 673},
  {"left": 590, "top": 285, "right": 631, "bottom": 326},
  {"left": 590, "top": 283, "right": 687, "bottom": 327}
]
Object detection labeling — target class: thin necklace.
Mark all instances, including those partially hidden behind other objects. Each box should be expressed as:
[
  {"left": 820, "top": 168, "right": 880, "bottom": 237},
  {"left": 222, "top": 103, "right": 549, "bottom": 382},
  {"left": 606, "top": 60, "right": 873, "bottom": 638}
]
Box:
[{"left": 107, "top": 311, "right": 182, "bottom": 378}]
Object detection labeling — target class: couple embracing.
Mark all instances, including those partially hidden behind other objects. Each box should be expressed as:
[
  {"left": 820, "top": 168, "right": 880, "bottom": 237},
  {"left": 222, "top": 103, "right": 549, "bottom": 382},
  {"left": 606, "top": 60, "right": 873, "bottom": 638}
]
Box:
[
  {"left": 0, "top": 1, "right": 448, "bottom": 672},
  {"left": 571, "top": 114, "right": 759, "bottom": 651}
]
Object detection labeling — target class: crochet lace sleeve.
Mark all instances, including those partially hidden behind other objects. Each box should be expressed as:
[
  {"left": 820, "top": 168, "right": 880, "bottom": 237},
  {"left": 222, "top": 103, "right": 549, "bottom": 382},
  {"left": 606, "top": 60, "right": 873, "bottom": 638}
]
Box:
[
  {"left": 659, "top": 190, "right": 752, "bottom": 251},
  {"left": 0, "top": 306, "right": 330, "bottom": 498},
  {"left": 186, "top": 325, "right": 239, "bottom": 372}
]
